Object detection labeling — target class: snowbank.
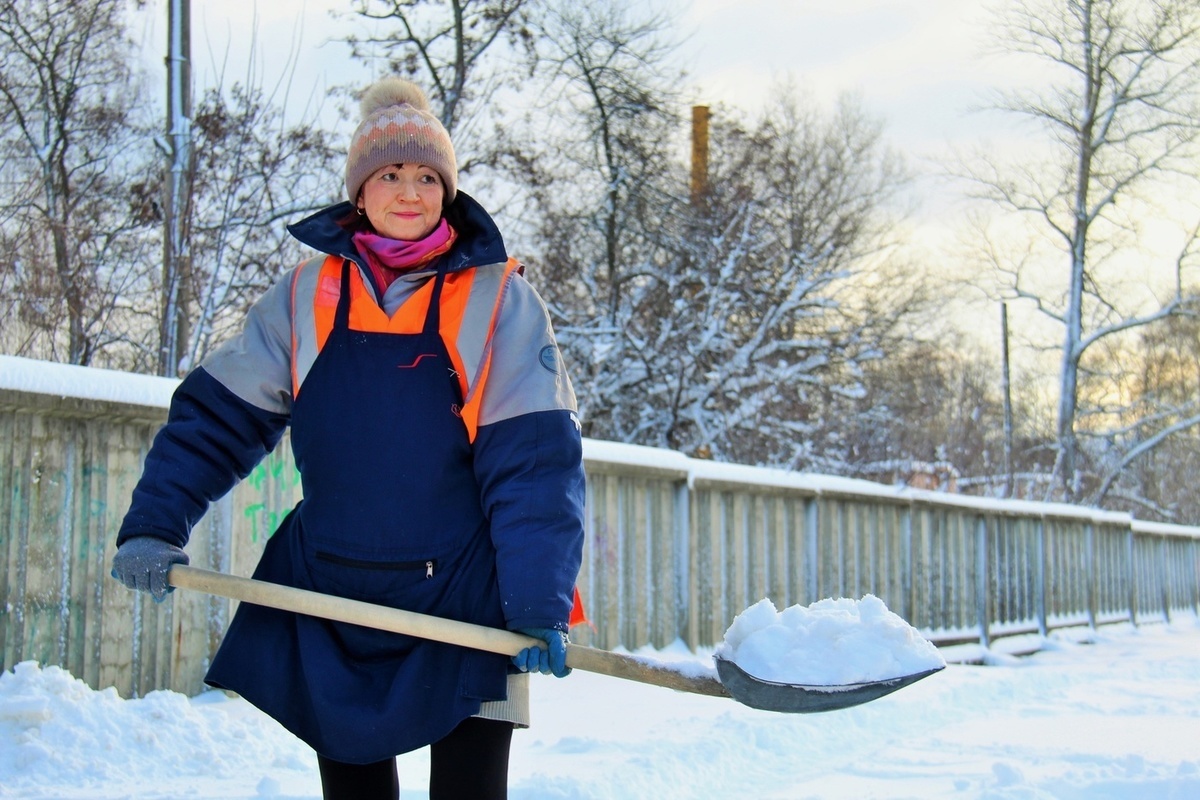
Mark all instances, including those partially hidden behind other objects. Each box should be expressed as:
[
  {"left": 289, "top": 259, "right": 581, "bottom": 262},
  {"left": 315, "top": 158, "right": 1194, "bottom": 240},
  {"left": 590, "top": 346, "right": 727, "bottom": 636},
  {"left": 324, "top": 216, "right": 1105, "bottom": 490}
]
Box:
[
  {"left": 0, "top": 662, "right": 314, "bottom": 797},
  {"left": 3, "top": 621, "right": 1200, "bottom": 798}
]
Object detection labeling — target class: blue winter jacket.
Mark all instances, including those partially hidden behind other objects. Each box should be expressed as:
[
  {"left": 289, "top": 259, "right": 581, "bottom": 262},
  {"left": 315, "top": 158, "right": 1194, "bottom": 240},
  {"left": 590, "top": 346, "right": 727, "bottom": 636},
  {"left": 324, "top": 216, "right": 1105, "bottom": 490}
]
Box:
[{"left": 117, "top": 191, "right": 586, "bottom": 635}]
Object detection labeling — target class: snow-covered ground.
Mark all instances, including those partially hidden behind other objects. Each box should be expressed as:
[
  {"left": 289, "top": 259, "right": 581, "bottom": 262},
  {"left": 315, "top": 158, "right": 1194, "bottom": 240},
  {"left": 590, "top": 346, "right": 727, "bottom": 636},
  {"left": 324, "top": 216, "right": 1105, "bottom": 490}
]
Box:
[{"left": 2, "top": 618, "right": 1198, "bottom": 799}]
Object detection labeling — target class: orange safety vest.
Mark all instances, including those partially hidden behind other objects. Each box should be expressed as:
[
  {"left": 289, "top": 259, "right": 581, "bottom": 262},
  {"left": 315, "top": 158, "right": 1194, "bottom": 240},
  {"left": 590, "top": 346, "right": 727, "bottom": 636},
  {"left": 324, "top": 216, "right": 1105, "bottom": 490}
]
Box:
[{"left": 291, "top": 254, "right": 522, "bottom": 443}]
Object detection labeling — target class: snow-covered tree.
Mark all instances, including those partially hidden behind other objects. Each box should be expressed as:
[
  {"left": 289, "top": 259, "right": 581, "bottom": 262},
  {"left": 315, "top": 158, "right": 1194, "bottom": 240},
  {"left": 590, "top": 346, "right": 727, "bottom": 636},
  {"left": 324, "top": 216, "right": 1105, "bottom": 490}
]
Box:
[
  {"left": 526, "top": 35, "right": 921, "bottom": 468},
  {"left": 962, "top": 0, "right": 1200, "bottom": 501},
  {"left": 652, "top": 94, "right": 921, "bottom": 469}
]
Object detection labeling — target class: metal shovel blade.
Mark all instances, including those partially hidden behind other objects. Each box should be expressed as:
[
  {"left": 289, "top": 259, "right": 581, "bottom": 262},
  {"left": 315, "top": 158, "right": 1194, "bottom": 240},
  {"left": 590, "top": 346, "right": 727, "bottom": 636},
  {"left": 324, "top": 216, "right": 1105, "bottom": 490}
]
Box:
[{"left": 715, "top": 656, "right": 944, "bottom": 713}]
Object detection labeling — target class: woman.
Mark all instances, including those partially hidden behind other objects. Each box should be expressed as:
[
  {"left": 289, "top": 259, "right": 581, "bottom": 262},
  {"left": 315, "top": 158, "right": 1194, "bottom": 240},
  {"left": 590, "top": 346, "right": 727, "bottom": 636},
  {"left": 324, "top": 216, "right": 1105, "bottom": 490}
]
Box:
[{"left": 111, "top": 77, "right": 586, "bottom": 800}]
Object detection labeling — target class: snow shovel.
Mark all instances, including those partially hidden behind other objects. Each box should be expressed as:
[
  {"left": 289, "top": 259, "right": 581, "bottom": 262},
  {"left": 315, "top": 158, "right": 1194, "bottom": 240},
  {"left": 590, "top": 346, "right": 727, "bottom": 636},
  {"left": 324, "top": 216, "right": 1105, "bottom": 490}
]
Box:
[{"left": 168, "top": 565, "right": 941, "bottom": 713}]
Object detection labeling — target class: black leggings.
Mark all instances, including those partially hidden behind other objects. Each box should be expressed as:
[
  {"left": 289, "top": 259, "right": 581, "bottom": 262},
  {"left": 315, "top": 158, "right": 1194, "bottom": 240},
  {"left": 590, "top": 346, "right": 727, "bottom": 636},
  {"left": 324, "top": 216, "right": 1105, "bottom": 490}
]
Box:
[{"left": 317, "top": 716, "right": 514, "bottom": 800}]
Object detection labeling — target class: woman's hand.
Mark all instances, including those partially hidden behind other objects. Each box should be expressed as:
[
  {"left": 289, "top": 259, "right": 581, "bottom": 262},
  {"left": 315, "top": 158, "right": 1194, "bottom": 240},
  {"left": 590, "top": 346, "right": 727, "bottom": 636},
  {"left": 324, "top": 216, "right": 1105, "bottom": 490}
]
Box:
[
  {"left": 111, "top": 536, "right": 190, "bottom": 602},
  {"left": 512, "top": 627, "right": 571, "bottom": 677}
]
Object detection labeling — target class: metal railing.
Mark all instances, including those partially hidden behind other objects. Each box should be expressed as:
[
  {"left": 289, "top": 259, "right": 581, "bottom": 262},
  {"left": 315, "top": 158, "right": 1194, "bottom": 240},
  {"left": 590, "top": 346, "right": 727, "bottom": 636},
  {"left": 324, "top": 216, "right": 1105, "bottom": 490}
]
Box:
[
  {"left": 2, "top": 356, "right": 1198, "bottom": 696},
  {"left": 575, "top": 444, "right": 1200, "bottom": 654}
]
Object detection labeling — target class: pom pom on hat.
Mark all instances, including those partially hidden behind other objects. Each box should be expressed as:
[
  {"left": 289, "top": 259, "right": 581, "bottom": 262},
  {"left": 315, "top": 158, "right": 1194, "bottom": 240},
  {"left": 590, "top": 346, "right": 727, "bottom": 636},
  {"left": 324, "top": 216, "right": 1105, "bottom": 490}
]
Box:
[
  {"left": 345, "top": 77, "right": 457, "bottom": 203},
  {"left": 359, "top": 76, "right": 431, "bottom": 118}
]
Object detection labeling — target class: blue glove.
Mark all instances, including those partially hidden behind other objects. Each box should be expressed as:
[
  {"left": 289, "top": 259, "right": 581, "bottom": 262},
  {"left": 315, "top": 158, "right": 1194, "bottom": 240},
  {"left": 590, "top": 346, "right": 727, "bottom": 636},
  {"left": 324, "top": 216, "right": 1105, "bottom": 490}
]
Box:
[
  {"left": 110, "top": 536, "right": 189, "bottom": 602},
  {"left": 513, "top": 627, "right": 571, "bottom": 678}
]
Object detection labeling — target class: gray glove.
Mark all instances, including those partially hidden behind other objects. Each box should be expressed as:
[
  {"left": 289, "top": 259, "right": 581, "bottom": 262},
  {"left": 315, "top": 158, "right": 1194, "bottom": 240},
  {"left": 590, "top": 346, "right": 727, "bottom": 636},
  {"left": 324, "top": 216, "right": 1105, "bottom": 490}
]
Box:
[{"left": 110, "top": 536, "right": 189, "bottom": 602}]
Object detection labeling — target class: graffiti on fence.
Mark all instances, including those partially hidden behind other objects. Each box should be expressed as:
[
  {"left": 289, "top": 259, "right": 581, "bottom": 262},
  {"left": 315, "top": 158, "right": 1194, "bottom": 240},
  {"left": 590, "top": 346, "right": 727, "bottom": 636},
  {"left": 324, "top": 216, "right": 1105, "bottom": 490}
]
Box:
[
  {"left": 247, "top": 448, "right": 300, "bottom": 493},
  {"left": 242, "top": 502, "right": 285, "bottom": 543},
  {"left": 242, "top": 447, "right": 300, "bottom": 543}
]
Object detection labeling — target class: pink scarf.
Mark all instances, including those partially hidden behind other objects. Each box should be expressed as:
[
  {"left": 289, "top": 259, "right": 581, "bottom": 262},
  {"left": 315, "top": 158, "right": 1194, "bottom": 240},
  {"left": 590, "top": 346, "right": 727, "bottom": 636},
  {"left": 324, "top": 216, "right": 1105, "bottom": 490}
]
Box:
[{"left": 353, "top": 219, "right": 457, "bottom": 292}]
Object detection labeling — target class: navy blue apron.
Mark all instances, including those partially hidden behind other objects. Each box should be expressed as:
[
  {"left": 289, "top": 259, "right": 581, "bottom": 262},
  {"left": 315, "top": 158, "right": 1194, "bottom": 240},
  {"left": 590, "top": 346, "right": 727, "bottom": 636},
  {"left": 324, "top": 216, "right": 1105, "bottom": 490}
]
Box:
[{"left": 206, "top": 259, "right": 510, "bottom": 763}]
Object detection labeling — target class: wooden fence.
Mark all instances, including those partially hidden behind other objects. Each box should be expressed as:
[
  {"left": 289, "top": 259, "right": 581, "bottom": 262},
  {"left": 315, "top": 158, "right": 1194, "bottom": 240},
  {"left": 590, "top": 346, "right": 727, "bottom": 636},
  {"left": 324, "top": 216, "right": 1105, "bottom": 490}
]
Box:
[{"left": 2, "top": 356, "right": 1199, "bottom": 697}]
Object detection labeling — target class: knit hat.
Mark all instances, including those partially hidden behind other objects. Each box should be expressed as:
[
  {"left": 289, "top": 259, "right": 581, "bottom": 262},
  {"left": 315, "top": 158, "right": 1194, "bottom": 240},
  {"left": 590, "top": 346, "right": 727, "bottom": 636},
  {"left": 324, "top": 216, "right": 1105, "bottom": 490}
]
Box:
[{"left": 344, "top": 77, "right": 457, "bottom": 203}]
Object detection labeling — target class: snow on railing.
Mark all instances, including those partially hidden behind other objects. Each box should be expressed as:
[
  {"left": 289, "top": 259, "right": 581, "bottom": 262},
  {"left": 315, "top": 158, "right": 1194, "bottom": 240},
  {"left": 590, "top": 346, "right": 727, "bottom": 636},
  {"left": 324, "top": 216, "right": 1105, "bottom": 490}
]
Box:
[{"left": 579, "top": 437, "right": 1199, "bottom": 655}]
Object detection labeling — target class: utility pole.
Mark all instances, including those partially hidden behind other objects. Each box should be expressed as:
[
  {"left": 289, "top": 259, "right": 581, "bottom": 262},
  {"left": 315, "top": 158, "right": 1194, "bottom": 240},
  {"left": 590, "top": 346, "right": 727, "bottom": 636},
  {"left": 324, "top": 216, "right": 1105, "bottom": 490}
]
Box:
[
  {"left": 160, "top": 0, "right": 193, "bottom": 377},
  {"left": 1001, "top": 302, "right": 1014, "bottom": 498}
]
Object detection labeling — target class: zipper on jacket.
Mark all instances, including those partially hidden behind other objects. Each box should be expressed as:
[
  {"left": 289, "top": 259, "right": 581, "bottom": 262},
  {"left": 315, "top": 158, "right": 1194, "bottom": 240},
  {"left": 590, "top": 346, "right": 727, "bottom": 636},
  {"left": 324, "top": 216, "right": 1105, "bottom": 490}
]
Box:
[{"left": 316, "top": 551, "right": 436, "bottom": 578}]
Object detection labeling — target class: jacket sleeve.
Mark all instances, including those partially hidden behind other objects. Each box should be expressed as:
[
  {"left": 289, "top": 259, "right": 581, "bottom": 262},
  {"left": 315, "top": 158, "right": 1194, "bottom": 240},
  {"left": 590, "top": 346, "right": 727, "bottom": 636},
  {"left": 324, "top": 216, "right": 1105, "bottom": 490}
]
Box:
[
  {"left": 472, "top": 272, "right": 585, "bottom": 632},
  {"left": 117, "top": 276, "right": 295, "bottom": 548},
  {"left": 116, "top": 369, "right": 289, "bottom": 548}
]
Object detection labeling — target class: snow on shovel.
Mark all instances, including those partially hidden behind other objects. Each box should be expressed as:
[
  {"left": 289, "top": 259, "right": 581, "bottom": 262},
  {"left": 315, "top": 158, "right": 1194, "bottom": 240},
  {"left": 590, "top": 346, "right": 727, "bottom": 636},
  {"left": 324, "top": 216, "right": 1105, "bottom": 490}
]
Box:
[
  {"left": 168, "top": 565, "right": 942, "bottom": 713},
  {"left": 712, "top": 596, "right": 945, "bottom": 713}
]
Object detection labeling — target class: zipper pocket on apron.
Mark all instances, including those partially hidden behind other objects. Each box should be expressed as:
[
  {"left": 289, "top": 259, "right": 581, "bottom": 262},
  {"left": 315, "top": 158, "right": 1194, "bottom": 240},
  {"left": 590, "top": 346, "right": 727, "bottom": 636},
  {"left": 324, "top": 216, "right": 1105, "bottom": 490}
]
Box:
[{"left": 315, "top": 551, "right": 437, "bottom": 578}]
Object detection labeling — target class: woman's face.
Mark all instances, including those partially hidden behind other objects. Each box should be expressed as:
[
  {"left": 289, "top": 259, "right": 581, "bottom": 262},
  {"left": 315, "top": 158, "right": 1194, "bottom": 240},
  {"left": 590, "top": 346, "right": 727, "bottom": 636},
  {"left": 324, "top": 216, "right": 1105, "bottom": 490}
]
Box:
[{"left": 357, "top": 163, "right": 445, "bottom": 241}]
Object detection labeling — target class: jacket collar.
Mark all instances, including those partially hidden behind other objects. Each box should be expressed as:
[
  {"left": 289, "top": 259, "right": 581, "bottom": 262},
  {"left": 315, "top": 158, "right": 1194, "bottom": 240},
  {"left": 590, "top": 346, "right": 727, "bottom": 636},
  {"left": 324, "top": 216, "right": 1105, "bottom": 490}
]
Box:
[{"left": 286, "top": 190, "right": 509, "bottom": 272}]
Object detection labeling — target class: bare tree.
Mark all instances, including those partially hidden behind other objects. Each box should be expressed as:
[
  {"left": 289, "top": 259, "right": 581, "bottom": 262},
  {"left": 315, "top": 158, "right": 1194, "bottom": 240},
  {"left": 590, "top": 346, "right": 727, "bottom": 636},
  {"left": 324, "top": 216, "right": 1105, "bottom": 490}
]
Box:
[
  {"left": 845, "top": 340, "right": 1056, "bottom": 495},
  {"left": 962, "top": 0, "right": 1200, "bottom": 501},
  {"left": 170, "top": 78, "right": 342, "bottom": 372},
  {"left": 1089, "top": 289, "right": 1200, "bottom": 516},
  {"left": 0, "top": 0, "right": 158, "bottom": 366},
  {"left": 531, "top": 0, "right": 683, "bottom": 322},
  {"left": 515, "top": 0, "right": 684, "bottom": 443},
  {"left": 341, "top": 0, "right": 539, "bottom": 170}
]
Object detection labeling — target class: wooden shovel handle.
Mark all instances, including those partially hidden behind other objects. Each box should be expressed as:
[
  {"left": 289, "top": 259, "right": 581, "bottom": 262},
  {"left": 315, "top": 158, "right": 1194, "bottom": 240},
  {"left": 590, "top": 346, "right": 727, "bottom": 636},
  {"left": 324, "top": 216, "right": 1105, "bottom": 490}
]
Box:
[{"left": 169, "top": 565, "right": 730, "bottom": 700}]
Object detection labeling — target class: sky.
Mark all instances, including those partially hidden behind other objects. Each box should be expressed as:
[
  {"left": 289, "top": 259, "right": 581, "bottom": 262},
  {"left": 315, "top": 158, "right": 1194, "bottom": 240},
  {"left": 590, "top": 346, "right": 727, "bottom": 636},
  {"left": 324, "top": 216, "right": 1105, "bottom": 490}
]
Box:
[
  {"left": 677, "top": 0, "right": 1006, "bottom": 152},
  {"left": 130, "top": 0, "right": 1010, "bottom": 158},
  {"left": 3, "top": 618, "right": 1199, "bottom": 799}
]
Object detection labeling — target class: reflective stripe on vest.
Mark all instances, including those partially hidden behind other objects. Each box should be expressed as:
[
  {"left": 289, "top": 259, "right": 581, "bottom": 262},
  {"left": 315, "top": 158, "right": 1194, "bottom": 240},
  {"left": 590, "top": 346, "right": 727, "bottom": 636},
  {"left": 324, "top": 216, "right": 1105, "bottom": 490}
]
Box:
[{"left": 289, "top": 254, "right": 523, "bottom": 442}]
